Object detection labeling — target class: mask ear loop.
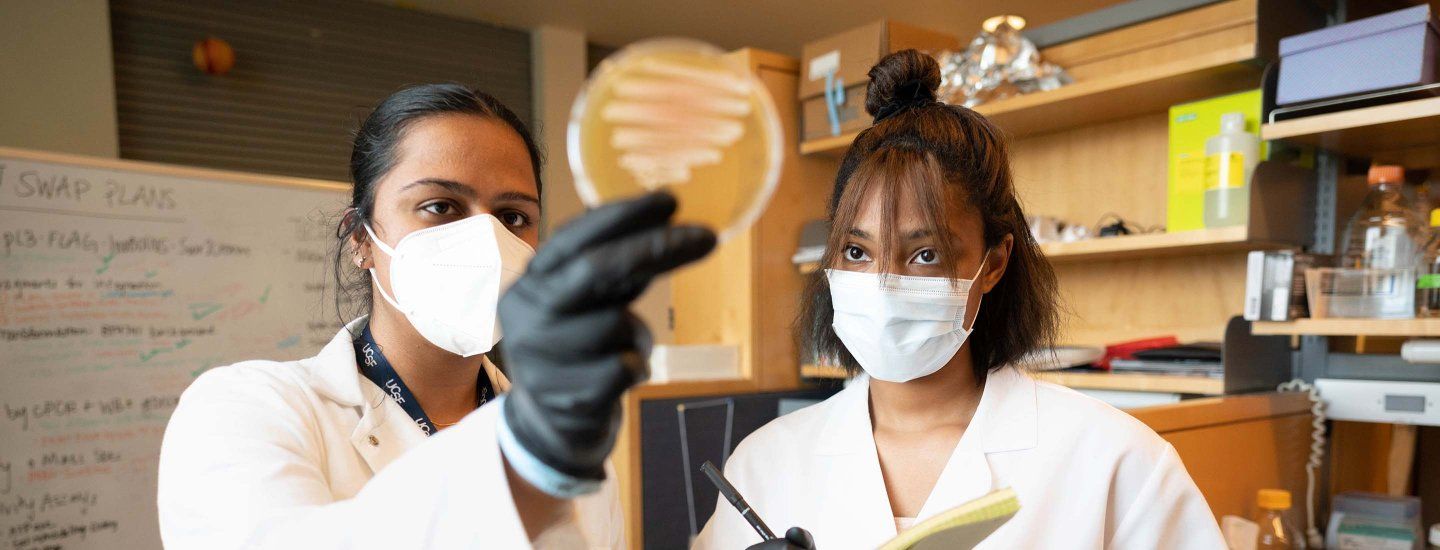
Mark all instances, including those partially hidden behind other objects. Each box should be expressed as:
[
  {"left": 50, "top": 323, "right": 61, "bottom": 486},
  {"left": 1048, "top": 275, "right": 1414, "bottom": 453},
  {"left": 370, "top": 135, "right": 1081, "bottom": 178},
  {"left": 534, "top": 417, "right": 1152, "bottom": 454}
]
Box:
[
  {"left": 963, "top": 251, "right": 990, "bottom": 332},
  {"left": 362, "top": 223, "right": 407, "bottom": 314}
]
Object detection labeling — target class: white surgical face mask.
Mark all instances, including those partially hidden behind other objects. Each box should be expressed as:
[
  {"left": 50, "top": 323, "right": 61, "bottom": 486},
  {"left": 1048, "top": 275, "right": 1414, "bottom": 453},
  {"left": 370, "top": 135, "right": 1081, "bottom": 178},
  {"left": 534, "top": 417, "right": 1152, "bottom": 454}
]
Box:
[
  {"left": 826, "top": 257, "right": 986, "bottom": 383},
  {"left": 364, "top": 214, "right": 534, "bottom": 357}
]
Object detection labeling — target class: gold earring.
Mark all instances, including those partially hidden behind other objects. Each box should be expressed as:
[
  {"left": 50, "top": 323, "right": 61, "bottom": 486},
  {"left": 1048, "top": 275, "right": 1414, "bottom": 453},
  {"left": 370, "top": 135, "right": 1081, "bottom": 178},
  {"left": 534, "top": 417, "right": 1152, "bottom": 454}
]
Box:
[{"left": 355, "top": 256, "right": 365, "bottom": 267}]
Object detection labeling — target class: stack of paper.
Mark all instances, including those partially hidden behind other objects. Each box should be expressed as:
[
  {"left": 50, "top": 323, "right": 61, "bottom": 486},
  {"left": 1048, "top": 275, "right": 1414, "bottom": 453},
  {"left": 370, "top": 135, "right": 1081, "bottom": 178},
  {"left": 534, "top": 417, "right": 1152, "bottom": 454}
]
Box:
[{"left": 877, "top": 487, "right": 1019, "bottom": 550}]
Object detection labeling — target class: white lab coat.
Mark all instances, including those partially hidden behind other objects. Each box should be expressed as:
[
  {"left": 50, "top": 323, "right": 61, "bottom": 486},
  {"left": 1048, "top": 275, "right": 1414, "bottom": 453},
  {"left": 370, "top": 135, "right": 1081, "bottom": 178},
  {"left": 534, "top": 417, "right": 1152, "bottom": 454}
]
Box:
[
  {"left": 694, "top": 368, "right": 1227, "bottom": 549},
  {"left": 156, "top": 318, "right": 623, "bottom": 549}
]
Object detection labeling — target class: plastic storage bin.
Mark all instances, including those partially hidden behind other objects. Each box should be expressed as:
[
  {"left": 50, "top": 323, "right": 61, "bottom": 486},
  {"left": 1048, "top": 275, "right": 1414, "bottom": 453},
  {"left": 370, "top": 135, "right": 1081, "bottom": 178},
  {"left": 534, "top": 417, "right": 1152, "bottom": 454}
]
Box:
[
  {"left": 1305, "top": 268, "right": 1415, "bottom": 319},
  {"left": 1277, "top": 4, "right": 1439, "bottom": 105}
]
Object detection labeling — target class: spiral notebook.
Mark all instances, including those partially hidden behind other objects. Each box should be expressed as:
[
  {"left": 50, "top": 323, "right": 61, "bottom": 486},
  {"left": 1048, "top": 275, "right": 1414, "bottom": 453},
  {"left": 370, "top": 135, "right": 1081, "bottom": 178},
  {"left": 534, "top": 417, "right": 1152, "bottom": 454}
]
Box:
[{"left": 877, "top": 488, "right": 1019, "bottom": 550}]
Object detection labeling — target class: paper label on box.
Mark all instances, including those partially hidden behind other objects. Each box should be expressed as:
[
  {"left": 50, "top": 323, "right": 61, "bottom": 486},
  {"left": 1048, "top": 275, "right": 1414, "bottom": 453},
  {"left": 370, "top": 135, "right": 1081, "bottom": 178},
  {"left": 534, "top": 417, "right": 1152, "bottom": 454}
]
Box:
[
  {"left": 1336, "top": 526, "right": 1414, "bottom": 550},
  {"left": 809, "top": 50, "right": 840, "bottom": 81}
]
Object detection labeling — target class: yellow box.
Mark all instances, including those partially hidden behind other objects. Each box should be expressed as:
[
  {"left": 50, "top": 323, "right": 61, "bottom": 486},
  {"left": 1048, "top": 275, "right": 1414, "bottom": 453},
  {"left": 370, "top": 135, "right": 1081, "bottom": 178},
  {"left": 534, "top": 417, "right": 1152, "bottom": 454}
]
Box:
[{"left": 1167, "top": 89, "right": 1265, "bottom": 233}]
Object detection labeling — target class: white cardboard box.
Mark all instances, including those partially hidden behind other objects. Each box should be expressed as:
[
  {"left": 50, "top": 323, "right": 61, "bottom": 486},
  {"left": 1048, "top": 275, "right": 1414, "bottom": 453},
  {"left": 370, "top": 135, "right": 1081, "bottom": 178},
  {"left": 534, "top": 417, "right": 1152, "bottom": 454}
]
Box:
[{"left": 648, "top": 344, "right": 740, "bottom": 383}]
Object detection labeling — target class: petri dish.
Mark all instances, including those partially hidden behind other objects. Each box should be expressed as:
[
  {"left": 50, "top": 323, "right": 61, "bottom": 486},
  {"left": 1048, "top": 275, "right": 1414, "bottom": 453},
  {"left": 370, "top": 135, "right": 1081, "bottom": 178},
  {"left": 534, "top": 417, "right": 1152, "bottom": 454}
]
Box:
[{"left": 568, "top": 38, "right": 783, "bottom": 242}]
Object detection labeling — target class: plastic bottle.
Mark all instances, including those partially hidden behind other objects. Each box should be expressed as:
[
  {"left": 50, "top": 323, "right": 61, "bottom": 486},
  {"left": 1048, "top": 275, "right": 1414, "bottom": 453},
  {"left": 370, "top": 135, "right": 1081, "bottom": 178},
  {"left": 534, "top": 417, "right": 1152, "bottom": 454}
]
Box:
[
  {"left": 1421, "top": 210, "right": 1440, "bottom": 317},
  {"left": 1411, "top": 178, "right": 1436, "bottom": 223},
  {"left": 1255, "top": 489, "right": 1305, "bottom": 549},
  {"left": 1338, "top": 165, "right": 1423, "bottom": 270},
  {"left": 1203, "top": 112, "right": 1260, "bottom": 228}
]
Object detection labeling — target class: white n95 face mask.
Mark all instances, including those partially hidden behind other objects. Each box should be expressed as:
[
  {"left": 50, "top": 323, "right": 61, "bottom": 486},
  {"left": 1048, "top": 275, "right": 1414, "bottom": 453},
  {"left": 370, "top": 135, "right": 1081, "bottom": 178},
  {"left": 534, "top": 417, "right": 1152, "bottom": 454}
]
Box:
[
  {"left": 364, "top": 214, "right": 534, "bottom": 357},
  {"left": 826, "top": 258, "right": 986, "bottom": 383}
]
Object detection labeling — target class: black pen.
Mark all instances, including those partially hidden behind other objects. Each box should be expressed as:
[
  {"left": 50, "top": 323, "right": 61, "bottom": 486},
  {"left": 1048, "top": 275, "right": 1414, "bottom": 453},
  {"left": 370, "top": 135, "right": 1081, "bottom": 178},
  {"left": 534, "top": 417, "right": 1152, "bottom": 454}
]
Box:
[{"left": 701, "top": 460, "right": 776, "bottom": 541}]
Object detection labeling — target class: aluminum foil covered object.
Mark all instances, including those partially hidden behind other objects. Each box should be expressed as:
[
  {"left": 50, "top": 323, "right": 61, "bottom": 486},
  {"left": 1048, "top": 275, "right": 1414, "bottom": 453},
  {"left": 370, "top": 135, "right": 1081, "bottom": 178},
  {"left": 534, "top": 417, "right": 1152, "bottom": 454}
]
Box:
[{"left": 937, "top": 15, "right": 1072, "bottom": 108}]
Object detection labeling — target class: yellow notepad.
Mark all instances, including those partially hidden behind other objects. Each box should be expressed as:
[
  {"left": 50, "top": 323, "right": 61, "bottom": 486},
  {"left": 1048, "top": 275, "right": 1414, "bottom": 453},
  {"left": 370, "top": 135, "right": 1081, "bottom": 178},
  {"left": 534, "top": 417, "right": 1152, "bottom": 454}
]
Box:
[{"left": 877, "top": 488, "right": 1020, "bottom": 550}]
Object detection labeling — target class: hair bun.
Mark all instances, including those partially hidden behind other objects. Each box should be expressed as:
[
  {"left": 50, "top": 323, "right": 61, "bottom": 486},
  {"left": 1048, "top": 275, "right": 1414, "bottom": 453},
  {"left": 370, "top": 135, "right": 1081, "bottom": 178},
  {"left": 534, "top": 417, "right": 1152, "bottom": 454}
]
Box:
[{"left": 865, "top": 49, "right": 941, "bottom": 122}]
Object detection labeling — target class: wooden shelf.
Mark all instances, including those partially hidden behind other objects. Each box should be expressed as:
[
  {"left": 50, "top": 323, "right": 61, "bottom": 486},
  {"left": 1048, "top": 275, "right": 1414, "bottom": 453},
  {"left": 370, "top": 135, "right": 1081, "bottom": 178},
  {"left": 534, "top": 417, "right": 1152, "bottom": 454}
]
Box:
[
  {"left": 799, "top": 45, "right": 1260, "bottom": 155},
  {"left": 801, "top": 364, "right": 1224, "bottom": 395},
  {"left": 631, "top": 378, "right": 759, "bottom": 399},
  {"left": 800, "top": 364, "right": 847, "bottom": 378},
  {"left": 1252, "top": 318, "right": 1440, "bottom": 337},
  {"left": 1039, "top": 226, "right": 1284, "bottom": 263},
  {"left": 799, "top": 131, "right": 861, "bottom": 155},
  {"left": 1261, "top": 96, "right": 1440, "bottom": 157},
  {"left": 1034, "top": 371, "right": 1224, "bottom": 395}
]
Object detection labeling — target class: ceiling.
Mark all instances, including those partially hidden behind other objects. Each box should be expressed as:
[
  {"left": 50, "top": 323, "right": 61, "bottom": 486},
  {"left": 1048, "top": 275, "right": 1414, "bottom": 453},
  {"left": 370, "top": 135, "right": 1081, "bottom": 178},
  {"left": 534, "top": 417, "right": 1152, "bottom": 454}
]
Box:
[{"left": 381, "top": 0, "right": 1129, "bottom": 55}]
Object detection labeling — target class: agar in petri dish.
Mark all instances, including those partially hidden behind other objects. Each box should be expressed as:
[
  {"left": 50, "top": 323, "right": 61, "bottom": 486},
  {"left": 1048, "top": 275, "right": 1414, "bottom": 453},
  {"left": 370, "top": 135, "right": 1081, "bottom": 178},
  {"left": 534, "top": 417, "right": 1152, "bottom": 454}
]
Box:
[{"left": 568, "top": 38, "right": 783, "bottom": 242}]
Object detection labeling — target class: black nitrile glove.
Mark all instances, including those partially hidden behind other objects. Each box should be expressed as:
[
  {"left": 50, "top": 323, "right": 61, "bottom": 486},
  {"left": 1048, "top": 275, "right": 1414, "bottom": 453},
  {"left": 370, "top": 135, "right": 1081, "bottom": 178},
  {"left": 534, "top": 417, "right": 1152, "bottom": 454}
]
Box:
[
  {"left": 499, "top": 192, "right": 716, "bottom": 482},
  {"left": 746, "top": 527, "right": 817, "bottom": 550}
]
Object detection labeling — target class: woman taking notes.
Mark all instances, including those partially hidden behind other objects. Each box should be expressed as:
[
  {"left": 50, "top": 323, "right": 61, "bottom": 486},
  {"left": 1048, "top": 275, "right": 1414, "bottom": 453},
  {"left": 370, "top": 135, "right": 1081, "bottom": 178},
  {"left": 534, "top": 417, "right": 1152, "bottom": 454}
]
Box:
[
  {"left": 156, "top": 84, "right": 714, "bottom": 548},
  {"left": 696, "top": 51, "right": 1227, "bottom": 549}
]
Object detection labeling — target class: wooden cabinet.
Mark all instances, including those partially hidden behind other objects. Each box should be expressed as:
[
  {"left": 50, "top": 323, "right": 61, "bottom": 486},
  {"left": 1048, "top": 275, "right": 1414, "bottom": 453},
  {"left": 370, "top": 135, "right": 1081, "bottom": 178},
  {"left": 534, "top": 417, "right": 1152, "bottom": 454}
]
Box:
[{"left": 1135, "top": 392, "right": 1317, "bottom": 520}]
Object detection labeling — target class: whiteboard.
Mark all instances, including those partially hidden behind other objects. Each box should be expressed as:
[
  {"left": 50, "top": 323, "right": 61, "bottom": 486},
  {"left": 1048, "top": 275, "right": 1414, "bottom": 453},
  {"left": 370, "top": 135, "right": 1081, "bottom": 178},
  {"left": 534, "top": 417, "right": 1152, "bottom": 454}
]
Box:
[{"left": 0, "top": 148, "right": 350, "bottom": 550}]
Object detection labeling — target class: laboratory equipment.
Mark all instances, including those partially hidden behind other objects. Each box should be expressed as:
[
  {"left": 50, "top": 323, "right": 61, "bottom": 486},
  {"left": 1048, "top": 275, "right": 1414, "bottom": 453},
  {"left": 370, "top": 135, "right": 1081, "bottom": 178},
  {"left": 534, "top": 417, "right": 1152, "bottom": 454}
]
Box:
[
  {"left": 934, "top": 15, "right": 1071, "bottom": 108},
  {"left": 1168, "top": 89, "right": 1263, "bottom": 233},
  {"left": 1325, "top": 492, "right": 1425, "bottom": 550},
  {"left": 1027, "top": 215, "right": 1061, "bottom": 243},
  {"left": 1314, "top": 378, "right": 1440, "bottom": 426},
  {"left": 1238, "top": 253, "right": 1324, "bottom": 322},
  {"left": 1247, "top": 251, "right": 1296, "bottom": 321},
  {"left": 1110, "top": 343, "right": 1223, "bottom": 377},
  {"left": 1304, "top": 268, "right": 1415, "bottom": 319},
  {"left": 569, "top": 38, "right": 783, "bottom": 242},
  {"left": 1254, "top": 489, "right": 1304, "bottom": 549},
  {"left": 1223, "top": 516, "right": 1261, "bottom": 550},
  {"left": 1277, "top": 379, "right": 1326, "bottom": 549},
  {"left": 1338, "top": 165, "right": 1423, "bottom": 270},
  {"left": 1204, "top": 112, "right": 1259, "bottom": 228},
  {"left": 1401, "top": 340, "right": 1440, "bottom": 364},
  {"left": 1420, "top": 209, "right": 1440, "bottom": 316}
]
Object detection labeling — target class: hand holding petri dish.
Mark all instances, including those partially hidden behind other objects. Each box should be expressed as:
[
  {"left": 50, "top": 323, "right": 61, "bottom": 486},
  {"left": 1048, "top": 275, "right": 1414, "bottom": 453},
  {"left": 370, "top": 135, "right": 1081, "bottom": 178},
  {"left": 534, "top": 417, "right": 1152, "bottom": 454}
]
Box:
[{"left": 568, "top": 38, "right": 784, "bottom": 242}]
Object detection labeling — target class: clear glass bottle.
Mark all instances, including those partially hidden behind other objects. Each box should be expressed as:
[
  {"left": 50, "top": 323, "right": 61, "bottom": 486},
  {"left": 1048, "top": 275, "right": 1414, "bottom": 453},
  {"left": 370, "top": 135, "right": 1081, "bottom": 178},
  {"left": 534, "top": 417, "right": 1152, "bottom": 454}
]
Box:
[
  {"left": 1203, "top": 112, "right": 1259, "bottom": 228},
  {"left": 1255, "top": 489, "right": 1305, "bottom": 549},
  {"left": 1338, "top": 165, "right": 1423, "bottom": 270},
  {"left": 1421, "top": 209, "right": 1440, "bottom": 317}
]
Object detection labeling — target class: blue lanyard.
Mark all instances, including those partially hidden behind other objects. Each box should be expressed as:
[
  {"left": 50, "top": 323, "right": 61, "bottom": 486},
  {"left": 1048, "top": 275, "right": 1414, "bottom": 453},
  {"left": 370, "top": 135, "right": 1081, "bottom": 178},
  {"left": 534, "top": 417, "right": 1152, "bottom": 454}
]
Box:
[{"left": 353, "top": 325, "right": 492, "bottom": 436}]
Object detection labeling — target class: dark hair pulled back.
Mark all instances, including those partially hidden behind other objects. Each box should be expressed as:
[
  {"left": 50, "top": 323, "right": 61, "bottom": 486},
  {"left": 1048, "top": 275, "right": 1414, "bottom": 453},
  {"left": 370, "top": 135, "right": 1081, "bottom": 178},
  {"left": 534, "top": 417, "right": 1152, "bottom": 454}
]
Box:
[
  {"left": 798, "top": 50, "right": 1060, "bottom": 381},
  {"left": 332, "top": 83, "right": 543, "bottom": 325}
]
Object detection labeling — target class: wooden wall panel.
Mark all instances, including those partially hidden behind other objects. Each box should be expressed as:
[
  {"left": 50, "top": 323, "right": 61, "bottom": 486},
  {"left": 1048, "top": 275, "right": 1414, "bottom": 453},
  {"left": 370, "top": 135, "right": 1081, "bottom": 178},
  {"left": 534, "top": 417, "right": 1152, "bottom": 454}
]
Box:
[
  {"left": 621, "top": 49, "right": 838, "bottom": 549},
  {"left": 1042, "top": 0, "right": 1257, "bottom": 79},
  {"left": 1055, "top": 253, "right": 1248, "bottom": 346},
  {"left": 1010, "top": 112, "right": 1170, "bottom": 229},
  {"left": 1162, "top": 413, "right": 1314, "bottom": 521},
  {"left": 750, "top": 56, "right": 839, "bottom": 390},
  {"left": 1009, "top": 112, "right": 1248, "bottom": 346},
  {"left": 1134, "top": 393, "right": 1315, "bottom": 522}
]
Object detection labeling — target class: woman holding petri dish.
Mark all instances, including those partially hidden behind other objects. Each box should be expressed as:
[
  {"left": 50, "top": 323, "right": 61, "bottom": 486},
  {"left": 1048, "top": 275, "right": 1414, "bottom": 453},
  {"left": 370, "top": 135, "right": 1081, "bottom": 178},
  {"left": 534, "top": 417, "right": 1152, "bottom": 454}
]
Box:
[{"left": 157, "top": 83, "right": 715, "bottom": 549}]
